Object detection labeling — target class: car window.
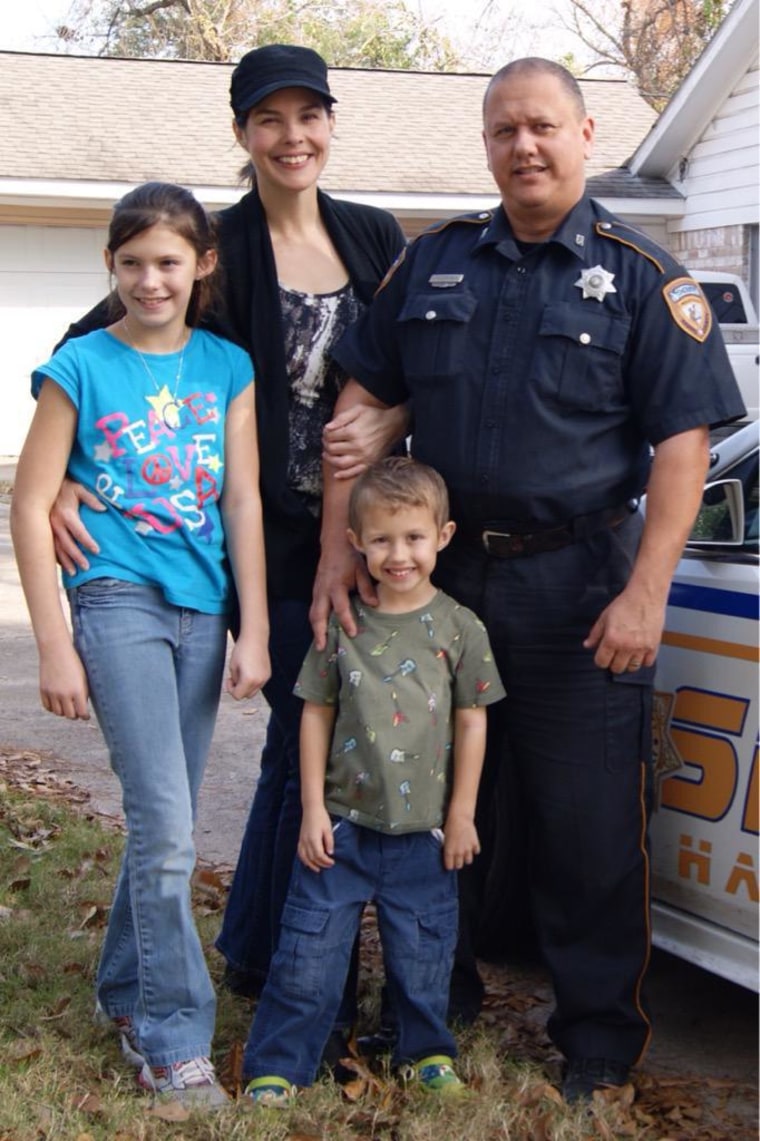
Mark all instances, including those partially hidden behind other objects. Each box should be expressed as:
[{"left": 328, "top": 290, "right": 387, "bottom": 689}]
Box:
[
  {"left": 688, "top": 449, "right": 758, "bottom": 550},
  {"left": 738, "top": 451, "right": 759, "bottom": 545},
  {"left": 700, "top": 281, "right": 749, "bottom": 324}
]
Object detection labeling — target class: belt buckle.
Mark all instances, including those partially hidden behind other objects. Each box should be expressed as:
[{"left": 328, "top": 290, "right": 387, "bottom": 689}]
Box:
[{"left": 482, "top": 529, "right": 510, "bottom": 555}]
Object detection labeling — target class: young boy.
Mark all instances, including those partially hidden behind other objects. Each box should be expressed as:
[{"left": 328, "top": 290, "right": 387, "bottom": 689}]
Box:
[{"left": 243, "top": 457, "right": 505, "bottom": 1105}]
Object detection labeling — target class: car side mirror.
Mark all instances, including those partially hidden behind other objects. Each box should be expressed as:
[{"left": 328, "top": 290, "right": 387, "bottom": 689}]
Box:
[{"left": 687, "top": 478, "right": 746, "bottom": 546}]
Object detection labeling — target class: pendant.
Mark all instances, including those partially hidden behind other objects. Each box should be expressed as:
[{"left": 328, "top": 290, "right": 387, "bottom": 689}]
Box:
[{"left": 146, "top": 385, "right": 182, "bottom": 429}]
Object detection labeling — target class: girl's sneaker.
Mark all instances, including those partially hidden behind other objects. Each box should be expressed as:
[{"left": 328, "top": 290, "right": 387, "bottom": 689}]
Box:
[
  {"left": 244, "top": 1075, "right": 296, "bottom": 1107},
  {"left": 112, "top": 1015, "right": 146, "bottom": 1069},
  {"left": 137, "top": 1055, "right": 229, "bottom": 1108},
  {"left": 402, "top": 1055, "right": 467, "bottom": 1096}
]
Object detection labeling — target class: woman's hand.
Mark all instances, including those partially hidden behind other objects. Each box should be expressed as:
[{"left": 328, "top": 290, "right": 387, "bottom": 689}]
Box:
[
  {"left": 310, "top": 544, "right": 377, "bottom": 650},
  {"left": 225, "top": 636, "right": 271, "bottom": 700},
  {"left": 322, "top": 402, "right": 409, "bottom": 480},
  {"left": 50, "top": 478, "right": 106, "bottom": 574}
]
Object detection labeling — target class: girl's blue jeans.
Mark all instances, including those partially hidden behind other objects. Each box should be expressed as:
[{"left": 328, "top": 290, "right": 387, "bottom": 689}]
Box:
[
  {"left": 243, "top": 819, "right": 459, "bottom": 1086},
  {"left": 68, "top": 579, "right": 227, "bottom": 1066}
]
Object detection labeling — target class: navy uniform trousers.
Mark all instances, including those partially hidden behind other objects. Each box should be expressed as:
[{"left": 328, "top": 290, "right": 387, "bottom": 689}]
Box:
[{"left": 435, "top": 510, "right": 653, "bottom": 1065}]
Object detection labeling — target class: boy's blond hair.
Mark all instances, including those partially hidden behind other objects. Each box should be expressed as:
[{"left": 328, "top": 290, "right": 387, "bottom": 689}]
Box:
[{"left": 348, "top": 457, "right": 450, "bottom": 535}]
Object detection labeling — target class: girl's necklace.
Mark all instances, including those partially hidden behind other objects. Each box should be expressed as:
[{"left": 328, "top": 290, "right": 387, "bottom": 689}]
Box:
[{"left": 122, "top": 316, "right": 190, "bottom": 430}]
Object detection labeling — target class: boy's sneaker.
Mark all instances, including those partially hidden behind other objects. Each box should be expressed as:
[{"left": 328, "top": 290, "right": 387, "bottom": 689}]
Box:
[
  {"left": 112, "top": 1015, "right": 145, "bottom": 1069},
  {"left": 403, "top": 1054, "right": 467, "bottom": 1096},
  {"left": 137, "top": 1055, "right": 229, "bottom": 1108},
  {"left": 244, "top": 1075, "right": 296, "bottom": 1107}
]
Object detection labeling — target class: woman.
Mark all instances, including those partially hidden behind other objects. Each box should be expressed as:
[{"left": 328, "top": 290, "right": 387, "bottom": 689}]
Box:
[
  {"left": 49, "top": 45, "right": 407, "bottom": 1005},
  {"left": 216, "top": 44, "right": 407, "bottom": 996}
]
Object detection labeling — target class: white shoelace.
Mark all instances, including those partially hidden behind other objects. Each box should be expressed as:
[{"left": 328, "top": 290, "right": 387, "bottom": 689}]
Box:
[{"left": 145, "top": 1055, "right": 218, "bottom": 1092}]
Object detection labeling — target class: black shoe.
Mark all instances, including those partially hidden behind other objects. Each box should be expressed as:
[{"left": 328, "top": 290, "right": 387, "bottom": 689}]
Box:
[
  {"left": 320, "top": 1029, "right": 356, "bottom": 1085},
  {"left": 221, "top": 964, "right": 265, "bottom": 999},
  {"left": 561, "top": 1058, "right": 630, "bottom": 1104},
  {"left": 447, "top": 959, "right": 484, "bottom": 1027},
  {"left": 356, "top": 1024, "right": 397, "bottom": 1058}
]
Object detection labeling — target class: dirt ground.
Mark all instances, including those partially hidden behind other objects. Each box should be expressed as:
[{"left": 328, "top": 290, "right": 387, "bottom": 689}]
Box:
[{"left": 1, "top": 475, "right": 757, "bottom": 1134}]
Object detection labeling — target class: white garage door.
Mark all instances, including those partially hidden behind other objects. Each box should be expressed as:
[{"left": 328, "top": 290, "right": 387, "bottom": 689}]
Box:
[{"left": 0, "top": 225, "right": 108, "bottom": 456}]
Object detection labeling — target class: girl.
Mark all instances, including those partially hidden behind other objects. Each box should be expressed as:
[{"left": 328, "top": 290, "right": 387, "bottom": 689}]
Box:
[
  {"left": 10, "top": 181, "right": 270, "bottom": 1109},
  {"left": 48, "top": 47, "right": 408, "bottom": 1023}
]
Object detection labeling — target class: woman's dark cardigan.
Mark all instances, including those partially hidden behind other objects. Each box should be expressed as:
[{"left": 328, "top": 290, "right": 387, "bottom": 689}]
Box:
[
  {"left": 59, "top": 189, "right": 405, "bottom": 601},
  {"left": 216, "top": 189, "right": 405, "bottom": 600}
]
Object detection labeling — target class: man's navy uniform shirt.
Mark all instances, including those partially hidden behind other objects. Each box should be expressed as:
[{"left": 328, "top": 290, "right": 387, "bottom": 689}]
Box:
[{"left": 334, "top": 196, "right": 746, "bottom": 530}]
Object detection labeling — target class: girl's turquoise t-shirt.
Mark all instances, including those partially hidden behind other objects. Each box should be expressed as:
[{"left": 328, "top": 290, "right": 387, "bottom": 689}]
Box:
[{"left": 32, "top": 328, "right": 254, "bottom": 614}]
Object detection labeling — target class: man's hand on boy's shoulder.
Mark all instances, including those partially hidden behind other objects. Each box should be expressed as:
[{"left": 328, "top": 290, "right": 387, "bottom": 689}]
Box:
[
  {"left": 442, "top": 813, "right": 481, "bottom": 871},
  {"left": 297, "top": 805, "right": 336, "bottom": 872}
]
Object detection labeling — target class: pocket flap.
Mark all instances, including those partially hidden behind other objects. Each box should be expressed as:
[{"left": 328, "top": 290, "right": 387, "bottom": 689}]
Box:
[
  {"left": 280, "top": 902, "right": 330, "bottom": 936},
  {"left": 539, "top": 303, "right": 630, "bottom": 354},
  {"left": 398, "top": 289, "right": 477, "bottom": 325}
]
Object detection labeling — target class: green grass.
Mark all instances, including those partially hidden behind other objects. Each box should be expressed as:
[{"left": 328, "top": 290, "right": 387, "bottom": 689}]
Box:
[{"left": 0, "top": 781, "right": 751, "bottom": 1140}]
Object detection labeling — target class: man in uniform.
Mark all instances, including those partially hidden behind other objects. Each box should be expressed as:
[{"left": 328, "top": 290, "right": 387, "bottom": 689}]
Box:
[{"left": 312, "top": 58, "right": 745, "bottom": 1101}]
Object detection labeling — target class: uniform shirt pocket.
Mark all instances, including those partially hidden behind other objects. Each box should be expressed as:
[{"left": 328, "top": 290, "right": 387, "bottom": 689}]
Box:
[
  {"left": 535, "top": 303, "right": 631, "bottom": 412},
  {"left": 396, "top": 288, "right": 477, "bottom": 381}
]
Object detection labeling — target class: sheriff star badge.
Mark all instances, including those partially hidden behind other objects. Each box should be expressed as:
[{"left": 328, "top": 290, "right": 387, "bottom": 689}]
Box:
[{"left": 575, "top": 264, "right": 617, "bottom": 302}]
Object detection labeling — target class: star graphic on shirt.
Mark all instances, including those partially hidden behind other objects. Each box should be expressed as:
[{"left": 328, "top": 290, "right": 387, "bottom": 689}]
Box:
[
  {"left": 205, "top": 453, "right": 223, "bottom": 474},
  {"left": 145, "top": 385, "right": 181, "bottom": 427},
  {"left": 574, "top": 264, "right": 617, "bottom": 302},
  {"left": 94, "top": 440, "right": 113, "bottom": 462},
  {"left": 134, "top": 520, "right": 154, "bottom": 536},
  {"left": 169, "top": 476, "right": 182, "bottom": 490}
]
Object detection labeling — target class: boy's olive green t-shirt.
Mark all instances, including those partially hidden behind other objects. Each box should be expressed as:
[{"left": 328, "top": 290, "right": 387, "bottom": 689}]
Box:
[{"left": 294, "top": 590, "right": 506, "bottom": 834}]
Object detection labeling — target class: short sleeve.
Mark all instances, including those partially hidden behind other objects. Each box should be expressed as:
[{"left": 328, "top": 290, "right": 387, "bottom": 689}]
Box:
[
  {"left": 624, "top": 272, "right": 746, "bottom": 443},
  {"left": 331, "top": 254, "right": 411, "bottom": 408},
  {"left": 452, "top": 611, "right": 506, "bottom": 708},
  {"left": 31, "top": 339, "right": 83, "bottom": 405},
  {"left": 224, "top": 340, "right": 255, "bottom": 402},
  {"left": 293, "top": 616, "right": 342, "bottom": 706}
]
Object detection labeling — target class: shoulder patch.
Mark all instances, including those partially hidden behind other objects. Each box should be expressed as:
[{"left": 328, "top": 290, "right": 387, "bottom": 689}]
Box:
[{"left": 662, "top": 277, "right": 713, "bottom": 343}]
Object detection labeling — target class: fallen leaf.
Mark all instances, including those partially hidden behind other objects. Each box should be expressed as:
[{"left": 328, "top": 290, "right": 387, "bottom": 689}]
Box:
[
  {"left": 593, "top": 1081, "right": 636, "bottom": 1109},
  {"left": 8, "top": 1040, "right": 42, "bottom": 1064},
  {"left": 19, "top": 962, "right": 46, "bottom": 985},
  {"left": 62, "top": 961, "right": 87, "bottom": 975},
  {"left": 75, "top": 901, "right": 109, "bottom": 930},
  {"left": 146, "top": 1099, "right": 190, "bottom": 1122},
  {"left": 70, "top": 1091, "right": 102, "bottom": 1114},
  {"left": 41, "top": 994, "right": 72, "bottom": 1020}
]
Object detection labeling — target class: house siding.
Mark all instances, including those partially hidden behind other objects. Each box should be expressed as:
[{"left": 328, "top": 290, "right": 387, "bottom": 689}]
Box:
[{"left": 664, "top": 60, "right": 759, "bottom": 284}]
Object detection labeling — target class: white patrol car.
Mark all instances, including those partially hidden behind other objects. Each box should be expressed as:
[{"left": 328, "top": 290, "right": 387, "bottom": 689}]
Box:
[{"left": 650, "top": 418, "right": 759, "bottom": 990}]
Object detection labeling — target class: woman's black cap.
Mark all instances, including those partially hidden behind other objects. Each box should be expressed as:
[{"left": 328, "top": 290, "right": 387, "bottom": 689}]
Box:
[{"left": 230, "top": 44, "right": 336, "bottom": 119}]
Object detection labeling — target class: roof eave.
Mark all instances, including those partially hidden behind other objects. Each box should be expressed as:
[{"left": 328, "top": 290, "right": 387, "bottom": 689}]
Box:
[
  {"left": 0, "top": 179, "right": 503, "bottom": 218},
  {"left": 0, "top": 178, "right": 244, "bottom": 213},
  {"left": 0, "top": 181, "right": 685, "bottom": 221}
]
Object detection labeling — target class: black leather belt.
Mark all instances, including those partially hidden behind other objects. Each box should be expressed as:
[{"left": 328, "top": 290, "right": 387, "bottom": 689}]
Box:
[{"left": 476, "top": 501, "right": 638, "bottom": 559}]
